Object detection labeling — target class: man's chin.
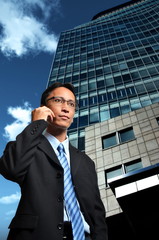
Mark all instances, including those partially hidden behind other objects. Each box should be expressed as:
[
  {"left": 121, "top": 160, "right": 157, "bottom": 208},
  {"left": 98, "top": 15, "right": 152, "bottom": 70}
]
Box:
[{"left": 48, "top": 121, "right": 70, "bottom": 131}]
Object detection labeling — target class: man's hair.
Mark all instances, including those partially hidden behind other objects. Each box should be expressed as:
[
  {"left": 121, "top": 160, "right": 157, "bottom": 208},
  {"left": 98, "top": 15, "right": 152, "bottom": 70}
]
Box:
[{"left": 40, "top": 82, "right": 76, "bottom": 106}]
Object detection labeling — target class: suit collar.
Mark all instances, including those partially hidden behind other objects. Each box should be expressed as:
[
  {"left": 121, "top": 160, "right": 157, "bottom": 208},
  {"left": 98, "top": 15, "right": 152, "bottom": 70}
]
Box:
[
  {"left": 69, "top": 144, "right": 82, "bottom": 177},
  {"left": 38, "top": 135, "right": 61, "bottom": 167},
  {"left": 43, "top": 131, "right": 70, "bottom": 162},
  {"left": 38, "top": 137, "right": 82, "bottom": 176}
]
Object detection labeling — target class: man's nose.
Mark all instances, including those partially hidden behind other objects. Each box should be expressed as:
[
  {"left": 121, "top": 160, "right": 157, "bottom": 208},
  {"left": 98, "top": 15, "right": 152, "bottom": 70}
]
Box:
[{"left": 61, "top": 102, "right": 69, "bottom": 112}]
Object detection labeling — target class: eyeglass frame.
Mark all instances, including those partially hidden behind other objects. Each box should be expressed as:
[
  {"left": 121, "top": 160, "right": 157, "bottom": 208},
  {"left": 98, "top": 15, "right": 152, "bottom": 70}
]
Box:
[{"left": 46, "top": 96, "right": 79, "bottom": 110}]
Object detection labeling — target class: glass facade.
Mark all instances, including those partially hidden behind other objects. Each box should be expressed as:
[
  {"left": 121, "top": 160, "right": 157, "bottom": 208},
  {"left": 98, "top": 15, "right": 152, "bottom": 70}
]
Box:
[{"left": 48, "top": 0, "right": 159, "bottom": 150}]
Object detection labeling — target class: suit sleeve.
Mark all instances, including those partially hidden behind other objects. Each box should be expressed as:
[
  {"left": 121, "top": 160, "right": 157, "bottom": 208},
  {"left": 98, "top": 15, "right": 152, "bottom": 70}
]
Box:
[
  {"left": 94, "top": 171, "right": 108, "bottom": 239},
  {"left": 0, "top": 120, "right": 48, "bottom": 184},
  {"left": 91, "top": 160, "right": 108, "bottom": 240}
]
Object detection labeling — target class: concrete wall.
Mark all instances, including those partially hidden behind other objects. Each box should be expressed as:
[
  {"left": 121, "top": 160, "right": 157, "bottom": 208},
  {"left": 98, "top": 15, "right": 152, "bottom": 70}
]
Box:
[{"left": 85, "top": 102, "right": 159, "bottom": 217}]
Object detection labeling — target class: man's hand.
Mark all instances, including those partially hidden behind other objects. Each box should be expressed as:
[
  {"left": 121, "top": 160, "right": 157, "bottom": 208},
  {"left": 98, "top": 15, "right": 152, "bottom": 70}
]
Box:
[{"left": 31, "top": 106, "right": 55, "bottom": 123}]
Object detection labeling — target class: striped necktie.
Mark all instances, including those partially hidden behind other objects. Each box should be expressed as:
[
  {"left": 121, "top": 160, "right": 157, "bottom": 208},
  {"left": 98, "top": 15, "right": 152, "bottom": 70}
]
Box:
[{"left": 57, "top": 143, "right": 85, "bottom": 240}]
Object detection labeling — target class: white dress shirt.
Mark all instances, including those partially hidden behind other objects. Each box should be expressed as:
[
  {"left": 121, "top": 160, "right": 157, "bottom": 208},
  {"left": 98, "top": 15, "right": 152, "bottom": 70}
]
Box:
[{"left": 43, "top": 131, "right": 90, "bottom": 233}]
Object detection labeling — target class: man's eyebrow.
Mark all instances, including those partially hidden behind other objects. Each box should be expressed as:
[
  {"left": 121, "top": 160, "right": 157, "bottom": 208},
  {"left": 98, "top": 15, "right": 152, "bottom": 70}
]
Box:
[
  {"left": 47, "top": 96, "right": 76, "bottom": 102},
  {"left": 55, "top": 96, "right": 75, "bottom": 101}
]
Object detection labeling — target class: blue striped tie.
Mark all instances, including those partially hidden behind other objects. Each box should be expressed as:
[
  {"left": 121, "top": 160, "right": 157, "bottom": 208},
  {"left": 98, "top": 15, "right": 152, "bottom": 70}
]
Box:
[{"left": 57, "top": 143, "right": 85, "bottom": 240}]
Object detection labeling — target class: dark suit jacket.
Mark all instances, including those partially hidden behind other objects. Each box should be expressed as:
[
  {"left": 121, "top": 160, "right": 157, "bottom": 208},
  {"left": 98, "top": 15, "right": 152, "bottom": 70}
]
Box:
[{"left": 0, "top": 120, "right": 108, "bottom": 240}]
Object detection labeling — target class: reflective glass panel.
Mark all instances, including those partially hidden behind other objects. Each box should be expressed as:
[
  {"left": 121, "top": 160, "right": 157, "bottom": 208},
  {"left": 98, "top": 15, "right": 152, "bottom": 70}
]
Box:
[
  {"left": 125, "top": 160, "right": 142, "bottom": 173},
  {"left": 105, "top": 167, "right": 123, "bottom": 186},
  {"left": 119, "top": 127, "right": 135, "bottom": 143},
  {"left": 103, "top": 133, "right": 117, "bottom": 149}
]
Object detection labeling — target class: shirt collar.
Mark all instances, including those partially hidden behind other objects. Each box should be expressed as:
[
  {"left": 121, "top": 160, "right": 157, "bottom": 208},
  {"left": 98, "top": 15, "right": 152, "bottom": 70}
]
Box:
[{"left": 43, "top": 130, "right": 69, "bottom": 155}]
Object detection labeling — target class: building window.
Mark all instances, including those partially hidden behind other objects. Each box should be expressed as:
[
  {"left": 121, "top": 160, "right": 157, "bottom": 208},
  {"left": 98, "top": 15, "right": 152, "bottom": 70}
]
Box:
[
  {"left": 79, "top": 109, "right": 88, "bottom": 127},
  {"left": 89, "top": 106, "right": 99, "bottom": 124},
  {"left": 78, "top": 129, "right": 85, "bottom": 151},
  {"left": 105, "top": 159, "right": 143, "bottom": 187},
  {"left": 103, "top": 133, "right": 117, "bottom": 149},
  {"left": 102, "top": 127, "right": 135, "bottom": 149},
  {"left": 68, "top": 131, "right": 78, "bottom": 148},
  {"left": 105, "top": 166, "right": 122, "bottom": 187},
  {"left": 100, "top": 104, "right": 110, "bottom": 122},
  {"left": 119, "top": 127, "right": 135, "bottom": 144}
]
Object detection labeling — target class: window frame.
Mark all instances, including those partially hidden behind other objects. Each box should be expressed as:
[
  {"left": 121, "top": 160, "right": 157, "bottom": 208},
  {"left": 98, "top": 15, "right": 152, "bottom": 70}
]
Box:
[
  {"left": 105, "top": 159, "right": 143, "bottom": 188},
  {"left": 102, "top": 127, "right": 135, "bottom": 149}
]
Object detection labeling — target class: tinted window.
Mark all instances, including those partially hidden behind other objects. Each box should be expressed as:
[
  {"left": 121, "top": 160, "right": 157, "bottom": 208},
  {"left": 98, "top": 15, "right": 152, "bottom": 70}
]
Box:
[
  {"left": 103, "top": 133, "right": 117, "bottom": 149},
  {"left": 119, "top": 127, "right": 135, "bottom": 143}
]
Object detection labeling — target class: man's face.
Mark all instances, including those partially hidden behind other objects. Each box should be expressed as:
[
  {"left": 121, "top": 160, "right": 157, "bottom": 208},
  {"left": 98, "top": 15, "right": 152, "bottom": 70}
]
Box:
[{"left": 46, "top": 87, "right": 76, "bottom": 130}]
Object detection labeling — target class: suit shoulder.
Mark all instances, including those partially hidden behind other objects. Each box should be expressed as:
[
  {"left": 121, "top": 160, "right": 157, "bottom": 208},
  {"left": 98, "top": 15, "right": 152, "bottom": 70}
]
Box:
[{"left": 69, "top": 144, "right": 94, "bottom": 164}]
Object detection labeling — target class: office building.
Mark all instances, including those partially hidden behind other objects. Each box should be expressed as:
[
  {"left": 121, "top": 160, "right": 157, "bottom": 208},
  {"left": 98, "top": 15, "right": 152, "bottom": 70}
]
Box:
[
  {"left": 48, "top": 0, "right": 159, "bottom": 151},
  {"left": 85, "top": 102, "right": 159, "bottom": 239},
  {"left": 48, "top": 0, "right": 159, "bottom": 238}
]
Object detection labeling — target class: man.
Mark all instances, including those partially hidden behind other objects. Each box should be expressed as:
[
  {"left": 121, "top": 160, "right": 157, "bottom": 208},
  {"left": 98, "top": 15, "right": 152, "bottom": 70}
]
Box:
[{"left": 0, "top": 82, "right": 108, "bottom": 240}]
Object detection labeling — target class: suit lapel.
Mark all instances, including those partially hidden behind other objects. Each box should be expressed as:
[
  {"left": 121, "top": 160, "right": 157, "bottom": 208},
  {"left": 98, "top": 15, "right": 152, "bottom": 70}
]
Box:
[
  {"left": 38, "top": 137, "right": 82, "bottom": 173},
  {"left": 38, "top": 135, "right": 61, "bottom": 167},
  {"left": 69, "top": 144, "right": 82, "bottom": 177}
]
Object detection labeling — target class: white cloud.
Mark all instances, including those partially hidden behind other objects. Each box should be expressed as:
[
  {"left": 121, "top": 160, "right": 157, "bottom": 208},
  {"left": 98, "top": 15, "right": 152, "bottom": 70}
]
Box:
[
  {"left": 3, "top": 102, "right": 33, "bottom": 141},
  {"left": 5, "top": 210, "right": 16, "bottom": 216},
  {"left": 5, "top": 209, "right": 16, "bottom": 220},
  {"left": 0, "top": 192, "right": 21, "bottom": 204},
  {"left": 0, "top": 0, "right": 60, "bottom": 57}
]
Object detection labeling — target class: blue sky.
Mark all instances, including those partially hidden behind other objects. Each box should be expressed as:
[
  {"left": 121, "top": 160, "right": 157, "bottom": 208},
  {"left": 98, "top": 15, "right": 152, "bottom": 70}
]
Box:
[{"left": 0, "top": 0, "right": 129, "bottom": 238}]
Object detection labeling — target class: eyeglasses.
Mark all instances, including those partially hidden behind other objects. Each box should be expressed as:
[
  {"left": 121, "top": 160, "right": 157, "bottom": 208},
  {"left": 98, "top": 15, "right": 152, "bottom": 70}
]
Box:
[{"left": 46, "top": 96, "right": 78, "bottom": 110}]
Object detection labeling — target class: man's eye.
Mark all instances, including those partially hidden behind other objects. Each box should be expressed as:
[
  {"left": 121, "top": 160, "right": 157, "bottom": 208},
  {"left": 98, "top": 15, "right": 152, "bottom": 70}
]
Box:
[
  {"left": 68, "top": 101, "right": 75, "bottom": 107},
  {"left": 54, "top": 98, "right": 62, "bottom": 103}
]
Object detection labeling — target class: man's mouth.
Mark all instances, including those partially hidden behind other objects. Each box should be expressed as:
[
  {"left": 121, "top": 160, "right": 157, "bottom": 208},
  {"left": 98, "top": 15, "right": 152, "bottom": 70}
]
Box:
[{"left": 59, "top": 115, "right": 70, "bottom": 120}]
